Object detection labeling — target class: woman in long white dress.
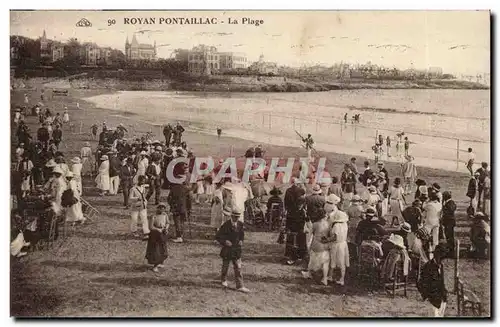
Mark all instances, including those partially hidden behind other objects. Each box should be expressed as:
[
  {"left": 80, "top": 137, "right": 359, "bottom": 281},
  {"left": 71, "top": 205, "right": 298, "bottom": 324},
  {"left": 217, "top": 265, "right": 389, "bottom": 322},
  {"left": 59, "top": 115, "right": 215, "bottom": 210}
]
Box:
[
  {"left": 210, "top": 183, "right": 225, "bottom": 233},
  {"left": 63, "top": 109, "right": 70, "bottom": 124},
  {"left": 327, "top": 205, "right": 350, "bottom": 286},
  {"left": 388, "top": 177, "right": 406, "bottom": 226},
  {"left": 71, "top": 157, "right": 83, "bottom": 196},
  {"left": 65, "top": 172, "right": 85, "bottom": 224},
  {"left": 302, "top": 207, "right": 331, "bottom": 285},
  {"left": 80, "top": 142, "right": 93, "bottom": 177},
  {"left": 133, "top": 152, "right": 149, "bottom": 185},
  {"left": 95, "top": 155, "right": 110, "bottom": 196}
]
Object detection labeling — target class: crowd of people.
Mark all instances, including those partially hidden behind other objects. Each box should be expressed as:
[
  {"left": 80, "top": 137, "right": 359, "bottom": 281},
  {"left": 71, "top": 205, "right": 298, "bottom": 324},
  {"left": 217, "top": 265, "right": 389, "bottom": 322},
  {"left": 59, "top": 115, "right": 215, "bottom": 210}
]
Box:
[{"left": 10, "top": 99, "right": 491, "bottom": 312}]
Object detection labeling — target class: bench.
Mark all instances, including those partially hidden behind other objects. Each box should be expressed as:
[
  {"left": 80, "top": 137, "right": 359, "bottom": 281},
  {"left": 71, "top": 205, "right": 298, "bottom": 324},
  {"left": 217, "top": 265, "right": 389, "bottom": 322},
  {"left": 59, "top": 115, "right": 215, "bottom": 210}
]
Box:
[{"left": 52, "top": 89, "right": 69, "bottom": 96}]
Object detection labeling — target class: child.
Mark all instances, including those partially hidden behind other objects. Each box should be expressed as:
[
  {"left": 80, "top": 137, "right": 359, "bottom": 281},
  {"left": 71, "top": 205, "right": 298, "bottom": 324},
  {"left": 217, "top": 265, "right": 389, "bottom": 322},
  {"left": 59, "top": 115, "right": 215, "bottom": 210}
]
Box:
[
  {"left": 145, "top": 203, "right": 170, "bottom": 272},
  {"left": 215, "top": 209, "right": 250, "bottom": 293}
]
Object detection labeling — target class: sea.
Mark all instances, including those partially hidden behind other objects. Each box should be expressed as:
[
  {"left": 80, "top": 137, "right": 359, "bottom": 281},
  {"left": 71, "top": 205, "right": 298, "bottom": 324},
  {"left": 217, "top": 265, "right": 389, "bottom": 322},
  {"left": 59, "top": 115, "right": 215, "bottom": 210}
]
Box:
[{"left": 84, "top": 89, "right": 490, "bottom": 172}]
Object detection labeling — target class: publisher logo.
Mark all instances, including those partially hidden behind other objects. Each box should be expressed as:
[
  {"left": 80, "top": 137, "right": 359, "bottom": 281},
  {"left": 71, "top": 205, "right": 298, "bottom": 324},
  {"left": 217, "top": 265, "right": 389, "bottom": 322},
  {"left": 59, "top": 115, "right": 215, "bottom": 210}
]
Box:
[{"left": 76, "top": 18, "right": 92, "bottom": 27}]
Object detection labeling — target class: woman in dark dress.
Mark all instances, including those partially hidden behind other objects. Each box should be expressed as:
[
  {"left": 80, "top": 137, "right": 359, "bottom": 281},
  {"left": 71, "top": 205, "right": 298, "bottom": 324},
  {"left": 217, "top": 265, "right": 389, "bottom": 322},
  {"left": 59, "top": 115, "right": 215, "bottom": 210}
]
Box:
[{"left": 145, "top": 203, "right": 170, "bottom": 272}]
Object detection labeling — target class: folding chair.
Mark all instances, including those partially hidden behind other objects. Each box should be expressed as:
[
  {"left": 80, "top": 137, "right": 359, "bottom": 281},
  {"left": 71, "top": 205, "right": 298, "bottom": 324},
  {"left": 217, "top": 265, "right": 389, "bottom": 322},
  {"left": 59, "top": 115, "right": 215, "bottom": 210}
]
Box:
[
  {"left": 384, "top": 257, "right": 409, "bottom": 298},
  {"left": 457, "top": 278, "right": 483, "bottom": 316},
  {"left": 80, "top": 198, "right": 100, "bottom": 222}
]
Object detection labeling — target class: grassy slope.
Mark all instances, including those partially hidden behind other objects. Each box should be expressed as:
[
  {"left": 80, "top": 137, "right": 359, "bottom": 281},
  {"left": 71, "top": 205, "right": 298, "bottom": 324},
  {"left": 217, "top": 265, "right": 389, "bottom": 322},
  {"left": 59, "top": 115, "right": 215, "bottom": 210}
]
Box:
[{"left": 10, "top": 84, "right": 490, "bottom": 317}]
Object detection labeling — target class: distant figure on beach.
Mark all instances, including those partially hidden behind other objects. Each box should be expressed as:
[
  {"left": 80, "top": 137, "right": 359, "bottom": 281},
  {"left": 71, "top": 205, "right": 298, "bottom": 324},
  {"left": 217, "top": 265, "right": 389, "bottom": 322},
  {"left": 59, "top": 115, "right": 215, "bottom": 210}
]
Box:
[
  {"left": 301, "top": 134, "right": 314, "bottom": 162},
  {"left": 63, "top": 108, "right": 69, "bottom": 124},
  {"left": 404, "top": 137, "right": 410, "bottom": 157},
  {"left": 24, "top": 94, "right": 29, "bottom": 106},
  {"left": 76, "top": 102, "right": 80, "bottom": 109},
  {"left": 396, "top": 132, "right": 404, "bottom": 158},
  {"left": 344, "top": 113, "right": 348, "bottom": 124},
  {"left": 40, "top": 90, "right": 45, "bottom": 101},
  {"left": 466, "top": 148, "right": 475, "bottom": 176},
  {"left": 386, "top": 136, "right": 391, "bottom": 158},
  {"left": 378, "top": 134, "right": 383, "bottom": 146},
  {"left": 163, "top": 124, "right": 173, "bottom": 146},
  {"left": 217, "top": 127, "right": 222, "bottom": 139},
  {"left": 90, "top": 123, "right": 98, "bottom": 140},
  {"left": 172, "top": 122, "right": 185, "bottom": 146}
]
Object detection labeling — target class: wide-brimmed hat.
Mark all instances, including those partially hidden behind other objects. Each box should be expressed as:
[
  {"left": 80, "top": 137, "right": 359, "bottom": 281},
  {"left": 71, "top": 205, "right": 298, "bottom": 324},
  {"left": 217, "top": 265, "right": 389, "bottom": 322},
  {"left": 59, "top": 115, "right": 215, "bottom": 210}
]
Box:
[
  {"left": 364, "top": 207, "right": 376, "bottom": 217},
  {"left": 377, "top": 172, "right": 386, "bottom": 179},
  {"left": 152, "top": 140, "right": 161, "bottom": 145},
  {"left": 387, "top": 234, "right": 406, "bottom": 249},
  {"left": 412, "top": 199, "right": 422, "bottom": 206},
  {"left": 270, "top": 186, "right": 282, "bottom": 196},
  {"left": 140, "top": 151, "right": 147, "bottom": 155},
  {"left": 330, "top": 210, "right": 349, "bottom": 223},
  {"left": 165, "top": 148, "right": 173, "bottom": 155},
  {"left": 84, "top": 142, "right": 91, "bottom": 147},
  {"left": 71, "top": 157, "right": 81, "bottom": 164},
  {"left": 351, "top": 195, "right": 362, "bottom": 202},
  {"left": 432, "top": 183, "right": 441, "bottom": 191},
  {"left": 400, "top": 222, "right": 411, "bottom": 233},
  {"left": 368, "top": 186, "right": 377, "bottom": 193},
  {"left": 107, "top": 150, "right": 117, "bottom": 155},
  {"left": 157, "top": 203, "right": 167, "bottom": 209},
  {"left": 100, "top": 155, "right": 109, "bottom": 161},
  {"left": 52, "top": 166, "right": 64, "bottom": 175},
  {"left": 155, "top": 146, "right": 162, "bottom": 151},
  {"left": 418, "top": 185, "right": 428, "bottom": 195},
  {"left": 326, "top": 194, "right": 341, "bottom": 205},
  {"left": 312, "top": 184, "right": 322, "bottom": 195},
  {"left": 377, "top": 161, "right": 384, "bottom": 166},
  {"left": 65, "top": 171, "right": 74, "bottom": 178},
  {"left": 474, "top": 212, "right": 489, "bottom": 222},
  {"left": 45, "top": 159, "right": 57, "bottom": 167},
  {"left": 231, "top": 208, "right": 243, "bottom": 217}
]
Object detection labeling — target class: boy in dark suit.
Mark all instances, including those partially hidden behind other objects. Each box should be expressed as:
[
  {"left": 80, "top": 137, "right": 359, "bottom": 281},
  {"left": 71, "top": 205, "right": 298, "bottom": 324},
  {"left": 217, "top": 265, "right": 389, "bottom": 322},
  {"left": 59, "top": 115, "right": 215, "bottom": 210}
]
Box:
[{"left": 216, "top": 209, "right": 250, "bottom": 293}]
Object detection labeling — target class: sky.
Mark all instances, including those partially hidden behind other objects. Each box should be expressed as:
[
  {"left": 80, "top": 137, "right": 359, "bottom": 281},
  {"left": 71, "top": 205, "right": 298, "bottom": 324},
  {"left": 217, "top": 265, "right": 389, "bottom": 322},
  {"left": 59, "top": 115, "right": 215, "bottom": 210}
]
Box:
[{"left": 10, "top": 10, "right": 490, "bottom": 75}]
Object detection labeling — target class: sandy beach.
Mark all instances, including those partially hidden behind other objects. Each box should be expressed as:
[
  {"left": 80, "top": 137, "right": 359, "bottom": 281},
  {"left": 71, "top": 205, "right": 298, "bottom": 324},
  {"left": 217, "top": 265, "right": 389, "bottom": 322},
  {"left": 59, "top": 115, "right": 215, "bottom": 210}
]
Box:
[{"left": 10, "top": 83, "right": 490, "bottom": 317}]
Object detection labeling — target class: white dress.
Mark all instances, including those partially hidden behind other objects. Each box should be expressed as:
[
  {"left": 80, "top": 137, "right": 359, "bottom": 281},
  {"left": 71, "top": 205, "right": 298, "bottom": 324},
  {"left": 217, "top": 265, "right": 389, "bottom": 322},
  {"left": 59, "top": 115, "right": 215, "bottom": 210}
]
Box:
[
  {"left": 329, "top": 217, "right": 350, "bottom": 270},
  {"left": 389, "top": 186, "right": 405, "bottom": 220},
  {"left": 80, "top": 146, "right": 93, "bottom": 175},
  {"left": 71, "top": 163, "right": 83, "bottom": 195},
  {"left": 210, "top": 189, "right": 225, "bottom": 228},
  {"left": 308, "top": 218, "right": 331, "bottom": 271},
  {"left": 65, "top": 179, "right": 84, "bottom": 222},
  {"left": 133, "top": 158, "right": 149, "bottom": 184},
  {"left": 95, "top": 160, "right": 110, "bottom": 191},
  {"left": 63, "top": 112, "right": 69, "bottom": 123}
]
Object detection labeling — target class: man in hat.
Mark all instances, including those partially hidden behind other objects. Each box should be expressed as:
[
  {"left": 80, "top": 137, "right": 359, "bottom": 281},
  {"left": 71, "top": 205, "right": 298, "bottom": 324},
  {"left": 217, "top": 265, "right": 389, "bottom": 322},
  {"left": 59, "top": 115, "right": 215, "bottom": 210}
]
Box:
[
  {"left": 146, "top": 155, "right": 163, "bottom": 205},
  {"left": 346, "top": 194, "right": 364, "bottom": 222},
  {"left": 377, "top": 162, "right": 390, "bottom": 194},
  {"left": 134, "top": 151, "right": 149, "bottom": 185},
  {"left": 129, "top": 175, "right": 150, "bottom": 240},
  {"left": 475, "top": 162, "right": 489, "bottom": 211},
  {"left": 172, "top": 122, "right": 185, "bottom": 147},
  {"left": 254, "top": 145, "right": 264, "bottom": 158},
  {"left": 116, "top": 123, "right": 128, "bottom": 139},
  {"left": 441, "top": 191, "right": 457, "bottom": 257},
  {"left": 167, "top": 171, "right": 191, "bottom": 243},
  {"left": 305, "top": 184, "right": 326, "bottom": 223},
  {"left": 348, "top": 157, "right": 359, "bottom": 177},
  {"left": 266, "top": 186, "right": 283, "bottom": 228},
  {"left": 284, "top": 178, "right": 308, "bottom": 265},
  {"left": 37, "top": 123, "right": 50, "bottom": 150},
  {"left": 215, "top": 208, "right": 250, "bottom": 293},
  {"left": 90, "top": 123, "right": 99, "bottom": 140},
  {"left": 120, "top": 157, "right": 136, "bottom": 209},
  {"left": 108, "top": 151, "right": 121, "bottom": 195},
  {"left": 465, "top": 147, "right": 475, "bottom": 176},
  {"left": 216, "top": 127, "right": 222, "bottom": 140},
  {"left": 470, "top": 212, "right": 490, "bottom": 259},
  {"left": 359, "top": 160, "right": 374, "bottom": 187},
  {"left": 340, "top": 165, "right": 356, "bottom": 210},
  {"left": 45, "top": 166, "right": 67, "bottom": 216},
  {"left": 163, "top": 123, "right": 173, "bottom": 147},
  {"left": 403, "top": 199, "right": 423, "bottom": 233},
  {"left": 355, "top": 208, "right": 387, "bottom": 245},
  {"left": 401, "top": 155, "right": 418, "bottom": 195},
  {"left": 301, "top": 133, "right": 314, "bottom": 163},
  {"left": 430, "top": 183, "right": 442, "bottom": 203}
]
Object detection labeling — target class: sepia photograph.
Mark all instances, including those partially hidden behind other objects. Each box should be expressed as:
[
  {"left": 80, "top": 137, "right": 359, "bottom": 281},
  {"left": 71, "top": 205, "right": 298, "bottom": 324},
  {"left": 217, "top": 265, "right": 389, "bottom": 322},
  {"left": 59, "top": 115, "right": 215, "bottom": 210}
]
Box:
[{"left": 9, "top": 10, "right": 491, "bottom": 317}]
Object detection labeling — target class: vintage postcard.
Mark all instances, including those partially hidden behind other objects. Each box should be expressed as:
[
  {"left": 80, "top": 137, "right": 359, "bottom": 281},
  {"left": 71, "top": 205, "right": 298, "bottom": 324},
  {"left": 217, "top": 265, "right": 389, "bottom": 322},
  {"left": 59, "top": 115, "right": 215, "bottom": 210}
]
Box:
[{"left": 10, "top": 10, "right": 490, "bottom": 318}]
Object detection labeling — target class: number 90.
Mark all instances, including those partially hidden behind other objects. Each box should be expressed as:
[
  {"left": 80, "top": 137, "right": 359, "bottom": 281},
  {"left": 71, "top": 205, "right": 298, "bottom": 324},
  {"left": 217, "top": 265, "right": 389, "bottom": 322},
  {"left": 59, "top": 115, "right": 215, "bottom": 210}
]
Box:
[{"left": 107, "top": 19, "right": 116, "bottom": 26}]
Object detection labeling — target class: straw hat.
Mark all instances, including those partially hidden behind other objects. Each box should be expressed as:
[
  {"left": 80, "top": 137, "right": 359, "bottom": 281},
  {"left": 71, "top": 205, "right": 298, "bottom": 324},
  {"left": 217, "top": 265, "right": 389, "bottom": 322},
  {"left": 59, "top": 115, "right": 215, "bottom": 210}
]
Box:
[
  {"left": 387, "top": 234, "right": 406, "bottom": 249},
  {"left": 330, "top": 211, "right": 349, "bottom": 224},
  {"left": 351, "top": 195, "right": 362, "bottom": 202},
  {"left": 100, "top": 155, "right": 109, "bottom": 161},
  {"left": 155, "top": 146, "right": 162, "bottom": 151},
  {"left": 52, "top": 166, "right": 64, "bottom": 175},
  {"left": 231, "top": 208, "right": 243, "bottom": 217},
  {"left": 312, "top": 184, "right": 322, "bottom": 195},
  {"left": 140, "top": 151, "right": 147, "bottom": 155},
  {"left": 432, "top": 183, "right": 441, "bottom": 191},
  {"left": 45, "top": 159, "right": 57, "bottom": 168},
  {"left": 326, "top": 194, "right": 340, "bottom": 205},
  {"left": 65, "top": 171, "right": 74, "bottom": 178},
  {"left": 368, "top": 186, "right": 377, "bottom": 193},
  {"left": 400, "top": 222, "right": 411, "bottom": 233},
  {"left": 152, "top": 140, "right": 161, "bottom": 144},
  {"left": 71, "top": 157, "right": 81, "bottom": 164},
  {"left": 364, "top": 207, "right": 376, "bottom": 218},
  {"left": 418, "top": 185, "right": 428, "bottom": 195}
]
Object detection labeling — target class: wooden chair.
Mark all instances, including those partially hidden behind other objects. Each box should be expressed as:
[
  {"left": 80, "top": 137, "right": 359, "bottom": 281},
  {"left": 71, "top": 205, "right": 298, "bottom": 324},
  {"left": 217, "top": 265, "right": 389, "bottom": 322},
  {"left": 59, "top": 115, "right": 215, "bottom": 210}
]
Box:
[
  {"left": 80, "top": 198, "right": 100, "bottom": 223},
  {"left": 456, "top": 278, "right": 483, "bottom": 316},
  {"left": 384, "top": 257, "right": 409, "bottom": 298}
]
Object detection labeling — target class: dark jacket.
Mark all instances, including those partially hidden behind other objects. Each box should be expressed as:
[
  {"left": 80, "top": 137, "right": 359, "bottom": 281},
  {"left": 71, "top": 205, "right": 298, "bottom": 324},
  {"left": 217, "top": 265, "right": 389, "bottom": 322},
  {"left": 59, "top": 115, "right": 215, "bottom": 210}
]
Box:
[
  {"left": 52, "top": 129, "right": 62, "bottom": 141},
  {"left": 305, "top": 194, "right": 325, "bottom": 223},
  {"left": 403, "top": 206, "right": 422, "bottom": 232},
  {"left": 216, "top": 219, "right": 244, "bottom": 260},
  {"left": 418, "top": 260, "right": 447, "bottom": 308},
  {"left": 109, "top": 156, "right": 121, "bottom": 177},
  {"left": 442, "top": 199, "right": 457, "bottom": 226},
  {"left": 266, "top": 195, "right": 284, "bottom": 216},
  {"left": 120, "top": 164, "right": 136, "bottom": 185},
  {"left": 466, "top": 178, "right": 477, "bottom": 199},
  {"left": 168, "top": 183, "right": 191, "bottom": 215},
  {"left": 146, "top": 162, "right": 162, "bottom": 186},
  {"left": 341, "top": 171, "right": 356, "bottom": 193},
  {"left": 37, "top": 127, "right": 50, "bottom": 142}
]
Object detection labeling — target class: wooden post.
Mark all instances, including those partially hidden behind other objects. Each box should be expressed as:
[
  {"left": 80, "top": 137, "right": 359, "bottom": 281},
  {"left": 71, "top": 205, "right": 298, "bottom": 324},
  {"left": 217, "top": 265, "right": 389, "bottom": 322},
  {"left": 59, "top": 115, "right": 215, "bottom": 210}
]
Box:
[
  {"left": 354, "top": 124, "right": 358, "bottom": 142},
  {"left": 262, "top": 113, "right": 265, "bottom": 127},
  {"left": 340, "top": 121, "right": 343, "bottom": 137},
  {"left": 454, "top": 238, "right": 460, "bottom": 293},
  {"left": 79, "top": 121, "right": 83, "bottom": 134},
  {"left": 293, "top": 117, "right": 296, "bottom": 130},
  {"left": 316, "top": 119, "right": 319, "bottom": 133},
  {"left": 456, "top": 139, "right": 460, "bottom": 171},
  {"left": 268, "top": 113, "right": 271, "bottom": 130}
]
